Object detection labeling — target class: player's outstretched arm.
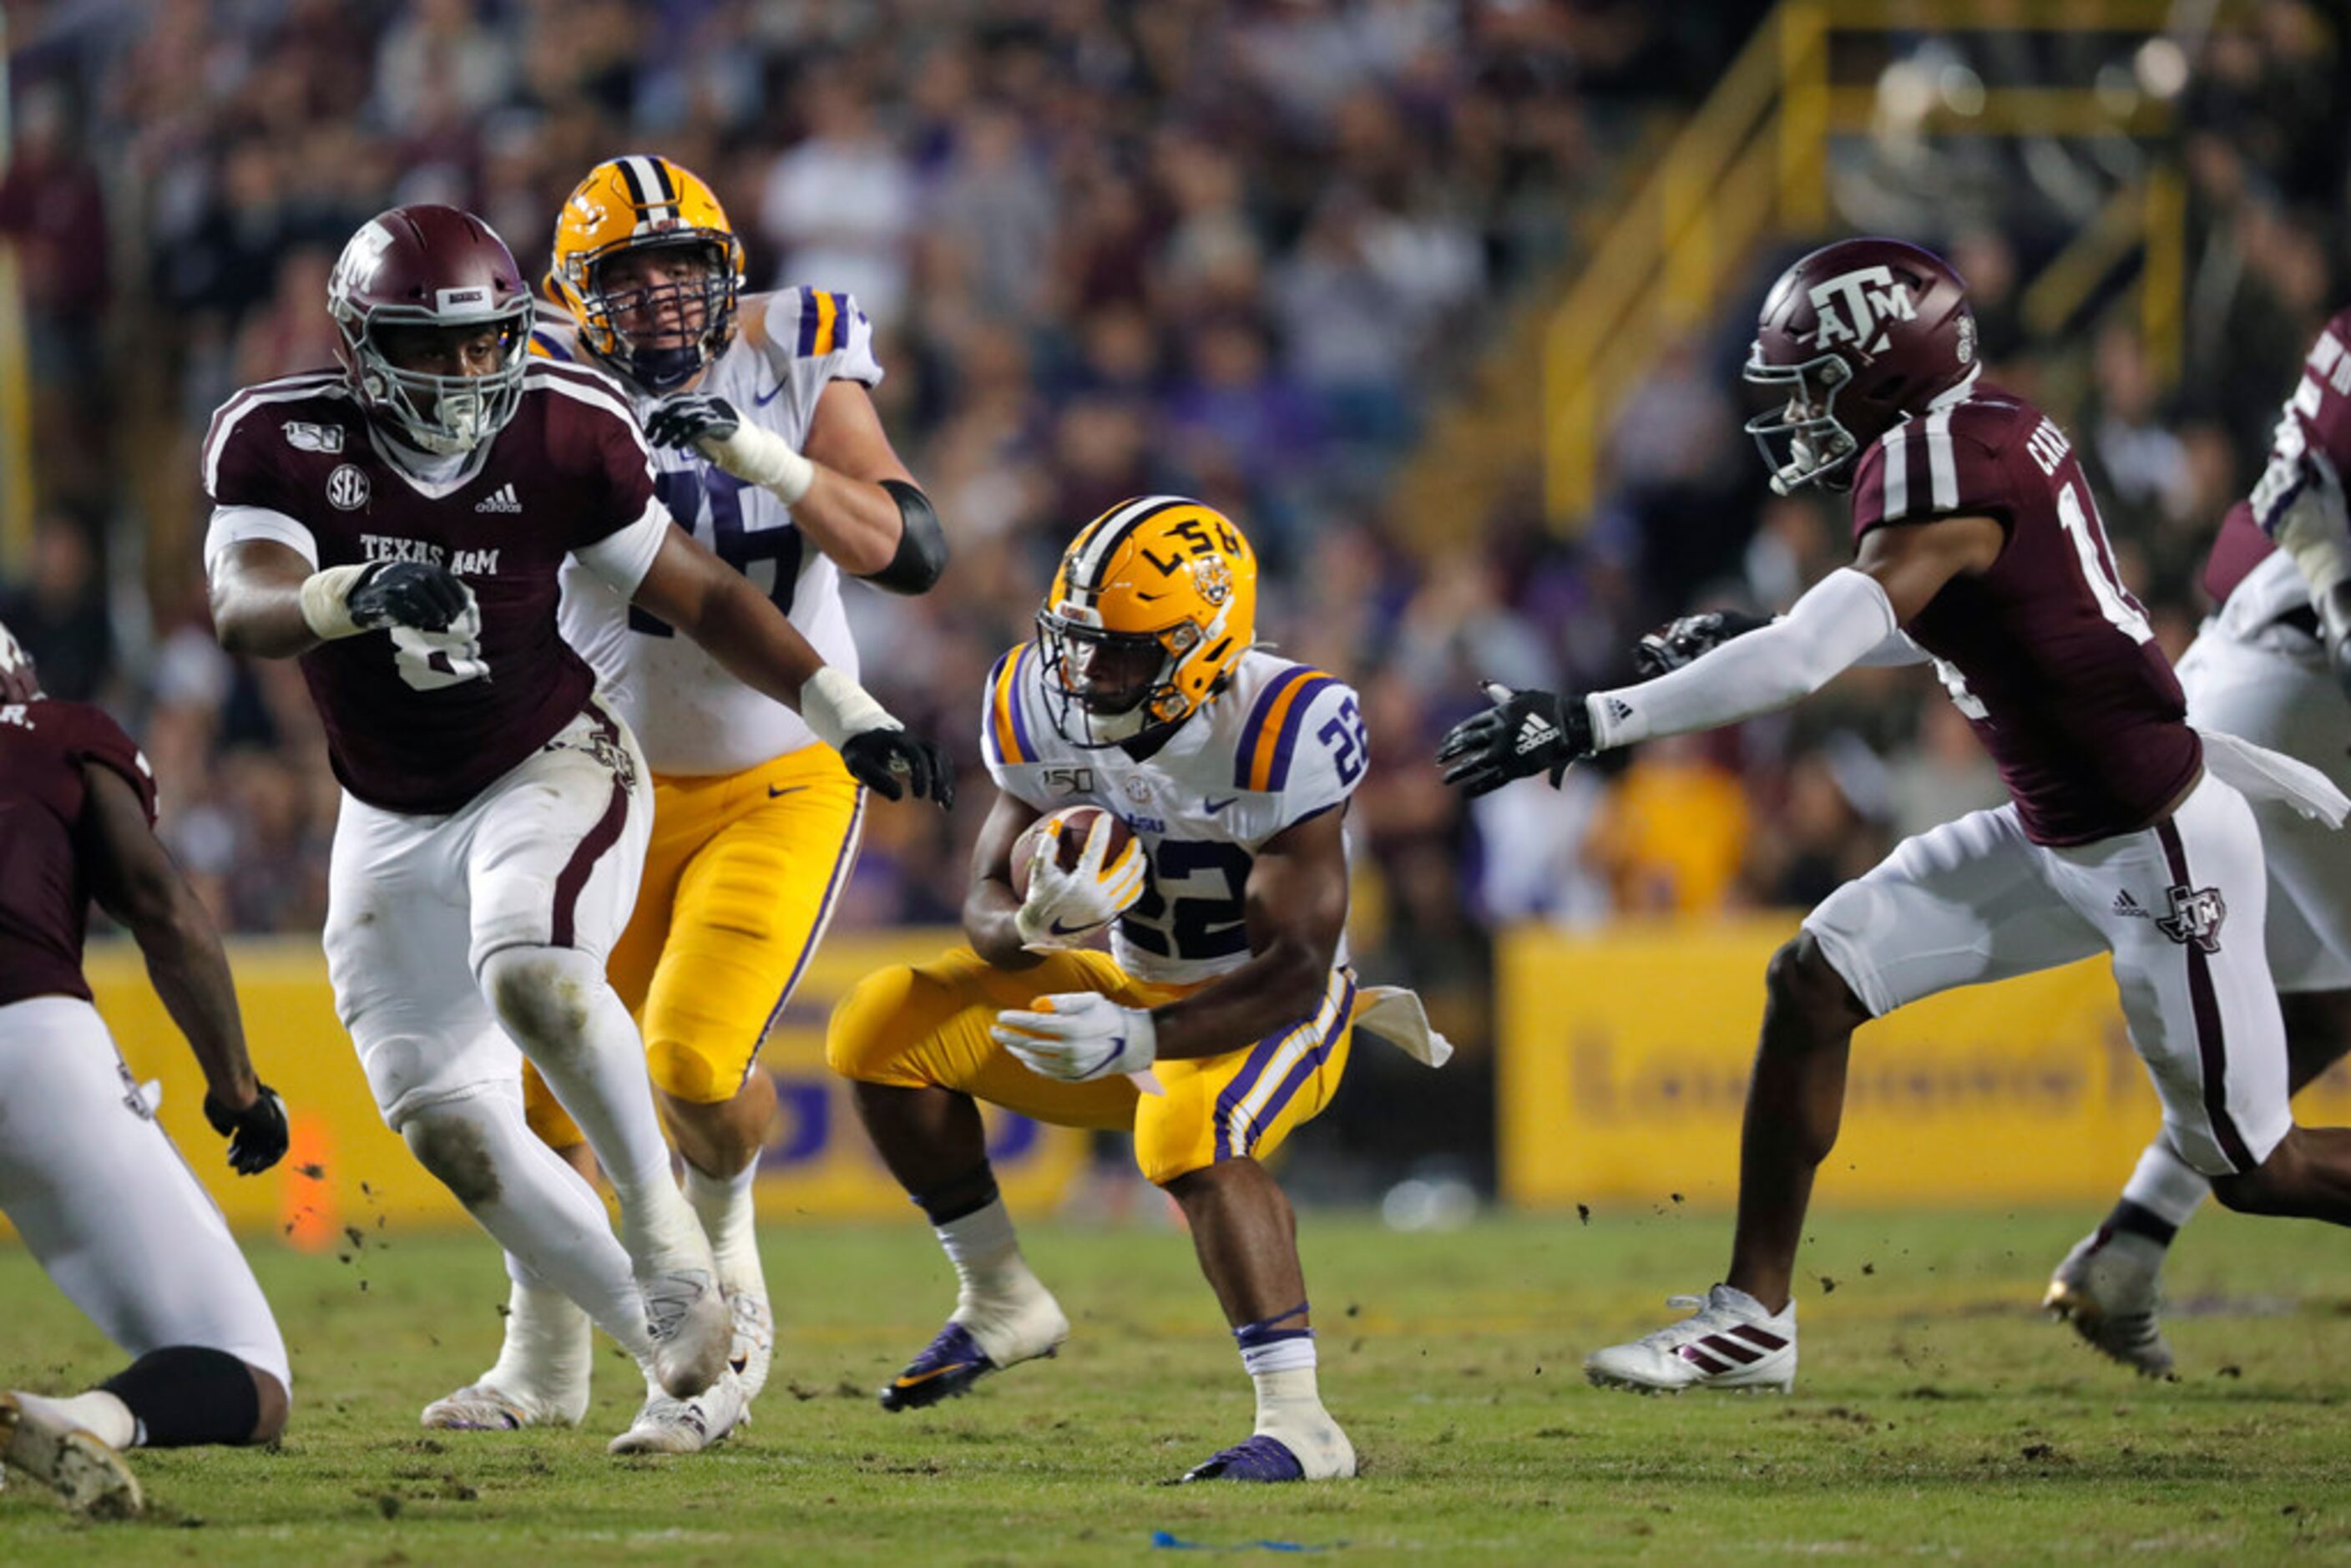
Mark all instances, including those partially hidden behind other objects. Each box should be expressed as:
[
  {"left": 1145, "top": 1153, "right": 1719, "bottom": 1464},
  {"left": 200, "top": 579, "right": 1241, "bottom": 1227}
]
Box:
[
  {"left": 645, "top": 380, "right": 947, "bottom": 594},
  {"left": 963, "top": 789, "right": 1049, "bottom": 972},
  {"left": 631, "top": 526, "right": 953, "bottom": 804},
  {"left": 209, "top": 539, "right": 473, "bottom": 659},
  {"left": 79, "top": 762, "right": 289, "bottom": 1175},
  {"left": 1150, "top": 808, "right": 1349, "bottom": 1062},
  {"left": 1439, "top": 514, "right": 2003, "bottom": 796}
]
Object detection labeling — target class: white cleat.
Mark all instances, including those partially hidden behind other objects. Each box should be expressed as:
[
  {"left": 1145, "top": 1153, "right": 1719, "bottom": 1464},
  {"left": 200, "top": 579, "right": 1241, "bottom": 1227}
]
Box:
[
  {"left": 2045, "top": 1227, "right": 2175, "bottom": 1378},
  {"left": 420, "top": 1379, "right": 584, "bottom": 1431},
  {"left": 643, "top": 1267, "right": 731, "bottom": 1399},
  {"left": 608, "top": 1370, "right": 750, "bottom": 1455},
  {"left": 1585, "top": 1286, "right": 1797, "bottom": 1393},
  {"left": 726, "top": 1288, "right": 775, "bottom": 1404},
  {"left": 0, "top": 1392, "right": 142, "bottom": 1519}
]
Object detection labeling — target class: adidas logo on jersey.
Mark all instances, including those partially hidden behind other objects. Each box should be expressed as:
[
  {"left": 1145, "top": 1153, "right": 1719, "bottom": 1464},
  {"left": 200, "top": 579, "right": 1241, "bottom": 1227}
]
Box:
[
  {"left": 1515, "top": 711, "right": 1560, "bottom": 756},
  {"left": 2112, "top": 889, "right": 2149, "bottom": 918},
  {"left": 474, "top": 483, "right": 522, "bottom": 513}
]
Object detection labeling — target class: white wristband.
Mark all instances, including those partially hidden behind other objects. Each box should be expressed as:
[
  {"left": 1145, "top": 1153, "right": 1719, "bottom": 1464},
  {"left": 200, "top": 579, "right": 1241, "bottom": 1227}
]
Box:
[
  {"left": 799, "top": 665, "right": 900, "bottom": 752},
  {"left": 706, "top": 422, "right": 817, "bottom": 507},
  {"left": 299, "top": 564, "right": 372, "bottom": 640}
]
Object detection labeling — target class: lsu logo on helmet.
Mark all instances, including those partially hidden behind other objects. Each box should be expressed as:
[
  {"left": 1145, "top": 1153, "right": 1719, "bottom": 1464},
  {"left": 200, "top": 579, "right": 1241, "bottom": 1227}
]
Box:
[
  {"left": 547, "top": 154, "right": 746, "bottom": 393},
  {"left": 1036, "top": 497, "right": 1259, "bottom": 748}
]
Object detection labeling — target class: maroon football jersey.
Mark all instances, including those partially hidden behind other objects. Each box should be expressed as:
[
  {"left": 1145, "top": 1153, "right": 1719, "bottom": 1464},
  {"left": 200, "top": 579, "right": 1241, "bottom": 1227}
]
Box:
[
  {"left": 0, "top": 699, "right": 158, "bottom": 1007},
  {"left": 1851, "top": 382, "right": 2201, "bottom": 846},
  {"left": 2203, "top": 306, "right": 2351, "bottom": 607},
  {"left": 203, "top": 361, "right": 662, "bottom": 815}
]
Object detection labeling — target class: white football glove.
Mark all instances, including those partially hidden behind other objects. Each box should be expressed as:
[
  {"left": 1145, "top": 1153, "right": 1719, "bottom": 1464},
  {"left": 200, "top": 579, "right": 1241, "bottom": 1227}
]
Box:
[
  {"left": 1013, "top": 812, "right": 1147, "bottom": 952},
  {"left": 992, "top": 993, "right": 1158, "bottom": 1083}
]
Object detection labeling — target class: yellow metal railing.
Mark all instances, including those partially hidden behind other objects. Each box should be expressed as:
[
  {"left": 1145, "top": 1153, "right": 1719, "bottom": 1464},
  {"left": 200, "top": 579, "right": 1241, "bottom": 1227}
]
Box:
[{"left": 1543, "top": 0, "right": 2202, "bottom": 524}]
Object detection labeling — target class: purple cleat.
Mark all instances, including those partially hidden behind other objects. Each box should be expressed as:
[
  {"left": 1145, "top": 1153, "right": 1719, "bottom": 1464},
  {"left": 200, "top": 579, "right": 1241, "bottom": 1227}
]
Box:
[
  {"left": 879, "top": 1322, "right": 1000, "bottom": 1412},
  {"left": 1180, "top": 1434, "right": 1307, "bottom": 1483}
]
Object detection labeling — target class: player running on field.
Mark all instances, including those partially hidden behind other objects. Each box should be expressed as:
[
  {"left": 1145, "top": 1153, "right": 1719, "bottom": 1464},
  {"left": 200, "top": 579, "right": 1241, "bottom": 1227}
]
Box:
[
  {"left": 827, "top": 497, "right": 1450, "bottom": 1482},
  {"left": 2038, "top": 301, "right": 2351, "bottom": 1374},
  {"left": 417, "top": 154, "right": 948, "bottom": 1454},
  {"left": 0, "top": 624, "right": 292, "bottom": 1518},
  {"left": 202, "top": 204, "right": 952, "bottom": 1450},
  {"left": 1438, "top": 237, "right": 2351, "bottom": 1394}
]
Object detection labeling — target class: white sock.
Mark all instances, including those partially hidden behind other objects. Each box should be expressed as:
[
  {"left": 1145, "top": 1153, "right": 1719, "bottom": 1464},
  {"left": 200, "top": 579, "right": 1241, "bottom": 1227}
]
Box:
[
  {"left": 478, "top": 946, "right": 708, "bottom": 1273},
  {"left": 483, "top": 1265, "right": 593, "bottom": 1409},
  {"left": 2121, "top": 1139, "right": 2212, "bottom": 1231},
  {"left": 685, "top": 1159, "right": 763, "bottom": 1297},
  {"left": 15, "top": 1390, "right": 136, "bottom": 1451},
  {"left": 401, "top": 1088, "right": 655, "bottom": 1363},
  {"left": 936, "top": 1197, "right": 1038, "bottom": 1304}
]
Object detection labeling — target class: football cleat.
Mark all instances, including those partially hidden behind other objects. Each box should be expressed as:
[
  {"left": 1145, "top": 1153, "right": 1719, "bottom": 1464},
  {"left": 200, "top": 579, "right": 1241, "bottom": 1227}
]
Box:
[
  {"left": 0, "top": 1392, "right": 142, "bottom": 1518},
  {"left": 1182, "top": 1432, "right": 1348, "bottom": 1484},
  {"left": 608, "top": 1370, "right": 750, "bottom": 1456},
  {"left": 2045, "top": 1227, "right": 2175, "bottom": 1378},
  {"left": 727, "top": 1288, "right": 776, "bottom": 1403},
  {"left": 1585, "top": 1286, "right": 1797, "bottom": 1393},
  {"left": 420, "top": 1380, "right": 584, "bottom": 1431},
  {"left": 880, "top": 1287, "right": 1070, "bottom": 1412},
  {"left": 642, "top": 1267, "right": 731, "bottom": 1399}
]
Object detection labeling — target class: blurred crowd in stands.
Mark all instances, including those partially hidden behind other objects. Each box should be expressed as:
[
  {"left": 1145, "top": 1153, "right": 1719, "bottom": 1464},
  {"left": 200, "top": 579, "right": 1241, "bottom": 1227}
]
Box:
[{"left": 0, "top": 0, "right": 2342, "bottom": 1182}]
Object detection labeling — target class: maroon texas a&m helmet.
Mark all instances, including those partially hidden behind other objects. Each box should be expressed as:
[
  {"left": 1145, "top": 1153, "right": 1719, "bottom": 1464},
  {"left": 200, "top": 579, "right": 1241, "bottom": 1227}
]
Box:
[
  {"left": 328, "top": 205, "right": 535, "bottom": 456},
  {"left": 1744, "top": 238, "right": 1978, "bottom": 493}
]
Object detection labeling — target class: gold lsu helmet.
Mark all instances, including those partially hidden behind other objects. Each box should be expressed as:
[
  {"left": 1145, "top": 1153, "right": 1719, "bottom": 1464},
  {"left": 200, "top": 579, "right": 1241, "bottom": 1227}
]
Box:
[
  {"left": 1037, "top": 497, "right": 1259, "bottom": 747},
  {"left": 549, "top": 154, "right": 746, "bottom": 392}
]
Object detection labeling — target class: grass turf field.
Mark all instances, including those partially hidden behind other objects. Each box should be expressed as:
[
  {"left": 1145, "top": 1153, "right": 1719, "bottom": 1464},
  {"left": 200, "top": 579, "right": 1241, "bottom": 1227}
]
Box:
[{"left": 4, "top": 1206, "right": 2351, "bottom": 1563}]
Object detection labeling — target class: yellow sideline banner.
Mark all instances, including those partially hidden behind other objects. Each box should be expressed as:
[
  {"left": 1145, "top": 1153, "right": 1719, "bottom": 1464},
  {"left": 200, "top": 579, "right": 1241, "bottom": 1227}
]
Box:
[
  {"left": 68, "top": 933, "right": 1086, "bottom": 1244},
  {"left": 1499, "top": 918, "right": 2351, "bottom": 1209}
]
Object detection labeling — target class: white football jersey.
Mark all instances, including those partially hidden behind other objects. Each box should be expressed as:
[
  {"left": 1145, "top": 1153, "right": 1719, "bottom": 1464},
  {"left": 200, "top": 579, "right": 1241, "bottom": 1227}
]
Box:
[
  {"left": 982, "top": 646, "right": 1370, "bottom": 985},
  {"left": 550, "top": 288, "right": 883, "bottom": 775}
]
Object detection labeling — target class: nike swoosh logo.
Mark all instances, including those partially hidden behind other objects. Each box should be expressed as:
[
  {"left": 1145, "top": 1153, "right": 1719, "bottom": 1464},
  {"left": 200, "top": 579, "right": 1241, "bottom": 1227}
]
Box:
[
  {"left": 892, "top": 1363, "right": 976, "bottom": 1388},
  {"left": 768, "top": 784, "right": 807, "bottom": 798},
  {"left": 754, "top": 377, "right": 786, "bottom": 407},
  {"left": 1049, "top": 918, "right": 1105, "bottom": 937},
  {"left": 1203, "top": 797, "right": 1238, "bottom": 813}
]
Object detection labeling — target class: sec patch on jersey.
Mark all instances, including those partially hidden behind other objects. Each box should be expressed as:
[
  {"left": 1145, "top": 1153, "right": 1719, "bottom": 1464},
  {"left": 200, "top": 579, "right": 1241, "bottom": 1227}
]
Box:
[{"left": 1011, "top": 807, "right": 1135, "bottom": 900}]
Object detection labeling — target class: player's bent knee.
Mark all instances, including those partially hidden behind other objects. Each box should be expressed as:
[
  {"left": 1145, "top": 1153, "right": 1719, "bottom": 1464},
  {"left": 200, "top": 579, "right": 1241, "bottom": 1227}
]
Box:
[
  {"left": 647, "top": 1037, "right": 727, "bottom": 1103},
  {"left": 2211, "top": 1134, "right": 2310, "bottom": 1216},
  {"left": 478, "top": 945, "right": 595, "bottom": 1055},
  {"left": 248, "top": 1367, "right": 290, "bottom": 1445},
  {"left": 402, "top": 1109, "right": 503, "bottom": 1207},
  {"left": 826, "top": 966, "right": 926, "bottom": 1083},
  {"left": 1764, "top": 933, "right": 1866, "bottom": 1033}
]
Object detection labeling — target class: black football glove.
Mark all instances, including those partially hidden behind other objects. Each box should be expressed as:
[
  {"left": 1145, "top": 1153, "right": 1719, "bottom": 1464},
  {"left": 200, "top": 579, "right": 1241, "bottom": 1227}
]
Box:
[
  {"left": 346, "top": 559, "right": 471, "bottom": 634},
  {"left": 841, "top": 727, "right": 956, "bottom": 807},
  {"left": 204, "top": 1083, "right": 291, "bottom": 1176},
  {"left": 1634, "top": 608, "right": 1773, "bottom": 678},
  {"left": 1436, "top": 681, "right": 1591, "bottom": 797},
  {"left": 645, "top": 392, "right": 741, "bottom": 452}
]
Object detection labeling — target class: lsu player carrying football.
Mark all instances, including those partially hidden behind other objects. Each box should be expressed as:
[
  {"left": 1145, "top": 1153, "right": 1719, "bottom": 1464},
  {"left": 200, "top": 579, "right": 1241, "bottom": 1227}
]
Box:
[
  {"left": 827, "top": 498, "right": 1450, "bottom": 1482},
  {"left": 418, "top": 155, "right": 947, "bottom": 1453}
]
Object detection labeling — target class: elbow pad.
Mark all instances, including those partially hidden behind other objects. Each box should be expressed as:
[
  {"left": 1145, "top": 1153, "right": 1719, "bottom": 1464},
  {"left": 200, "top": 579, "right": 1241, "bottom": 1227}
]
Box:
[{"left": 862, "top": 480, "right": 948, "bottom": 595}]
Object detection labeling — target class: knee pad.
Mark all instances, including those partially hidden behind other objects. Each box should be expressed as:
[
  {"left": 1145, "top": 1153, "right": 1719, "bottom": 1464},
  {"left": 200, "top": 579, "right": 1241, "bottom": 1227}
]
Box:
[
  {"left": 647, "top": 1036, "right": 727, "bottom": 1103},
  {"left": 825, "top": 965, "right": 926, "bottom": 1085},
  {"left": 478, "top": 944, "right": 603, "bottom": 1057}
]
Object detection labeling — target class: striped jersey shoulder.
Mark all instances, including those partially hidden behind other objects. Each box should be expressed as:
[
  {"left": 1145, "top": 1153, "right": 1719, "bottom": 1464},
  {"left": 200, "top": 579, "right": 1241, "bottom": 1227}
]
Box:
[
  {"left": 980, "top": 641, "right": 1047, "bottom": 768},
  {"left": 1222, "top": 655, "right": 1352, "bottom": 796},
  {"left": 1853, "top": 382, "right": 2035, "bottom": 531},
  {"left": 767, "top": 286, "right": 864, "bottom": 362},
  {"left": 528, "top": 309, "right": 581, "bottom": 363}
]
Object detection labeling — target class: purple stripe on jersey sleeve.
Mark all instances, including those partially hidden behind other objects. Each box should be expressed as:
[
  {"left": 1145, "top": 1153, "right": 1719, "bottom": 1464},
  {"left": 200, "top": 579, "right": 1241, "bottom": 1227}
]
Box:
[
  {"left": 1231, "top": 670, "right": 1309, "bottom": 789},
  {"left": 530, "top": 329, "right": 574, "bottom": 362},
  {"left": 979, "top": 650, "right": 1014, "bottom": 766},
  {"left": 1264, "top": 675, "right": 1338, "bottom": 792},
  {"left": 796, "top": 296, "right": 820, "bottom": 357},
  {"left": 1007, "top": 646, "right": 1037, "bottom": 761}
]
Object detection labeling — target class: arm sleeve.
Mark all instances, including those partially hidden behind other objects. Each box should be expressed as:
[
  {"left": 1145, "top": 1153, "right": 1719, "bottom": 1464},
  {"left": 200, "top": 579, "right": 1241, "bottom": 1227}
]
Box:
[
  {"left": 1585, "top": 568, "right": 1900, "bottom": 750},
  {"left": 574, "top": 501, "right": 673, "bottom": 599}
]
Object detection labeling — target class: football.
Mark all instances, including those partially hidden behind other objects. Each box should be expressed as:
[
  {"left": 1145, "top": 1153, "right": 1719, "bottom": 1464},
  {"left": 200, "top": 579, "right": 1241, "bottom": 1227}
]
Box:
[{"left": 1009, "top": 806, "right": 1135, "bottom": 899}]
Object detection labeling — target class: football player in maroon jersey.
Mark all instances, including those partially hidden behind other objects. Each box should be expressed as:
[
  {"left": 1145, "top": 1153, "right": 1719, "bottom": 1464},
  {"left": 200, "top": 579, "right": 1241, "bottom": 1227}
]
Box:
[
  {"left": 201, "top": 205, "right": 952, "bottom": 1434},
  {"left": 1440, "top": 238, "right": 2351, "bottom": 1393},
  {"left": 2031, "top": 306, "right": 2351, "bottom": 1374},
  {"left": 0, "top": 624, "right": 291, "bottom": 1517}
]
